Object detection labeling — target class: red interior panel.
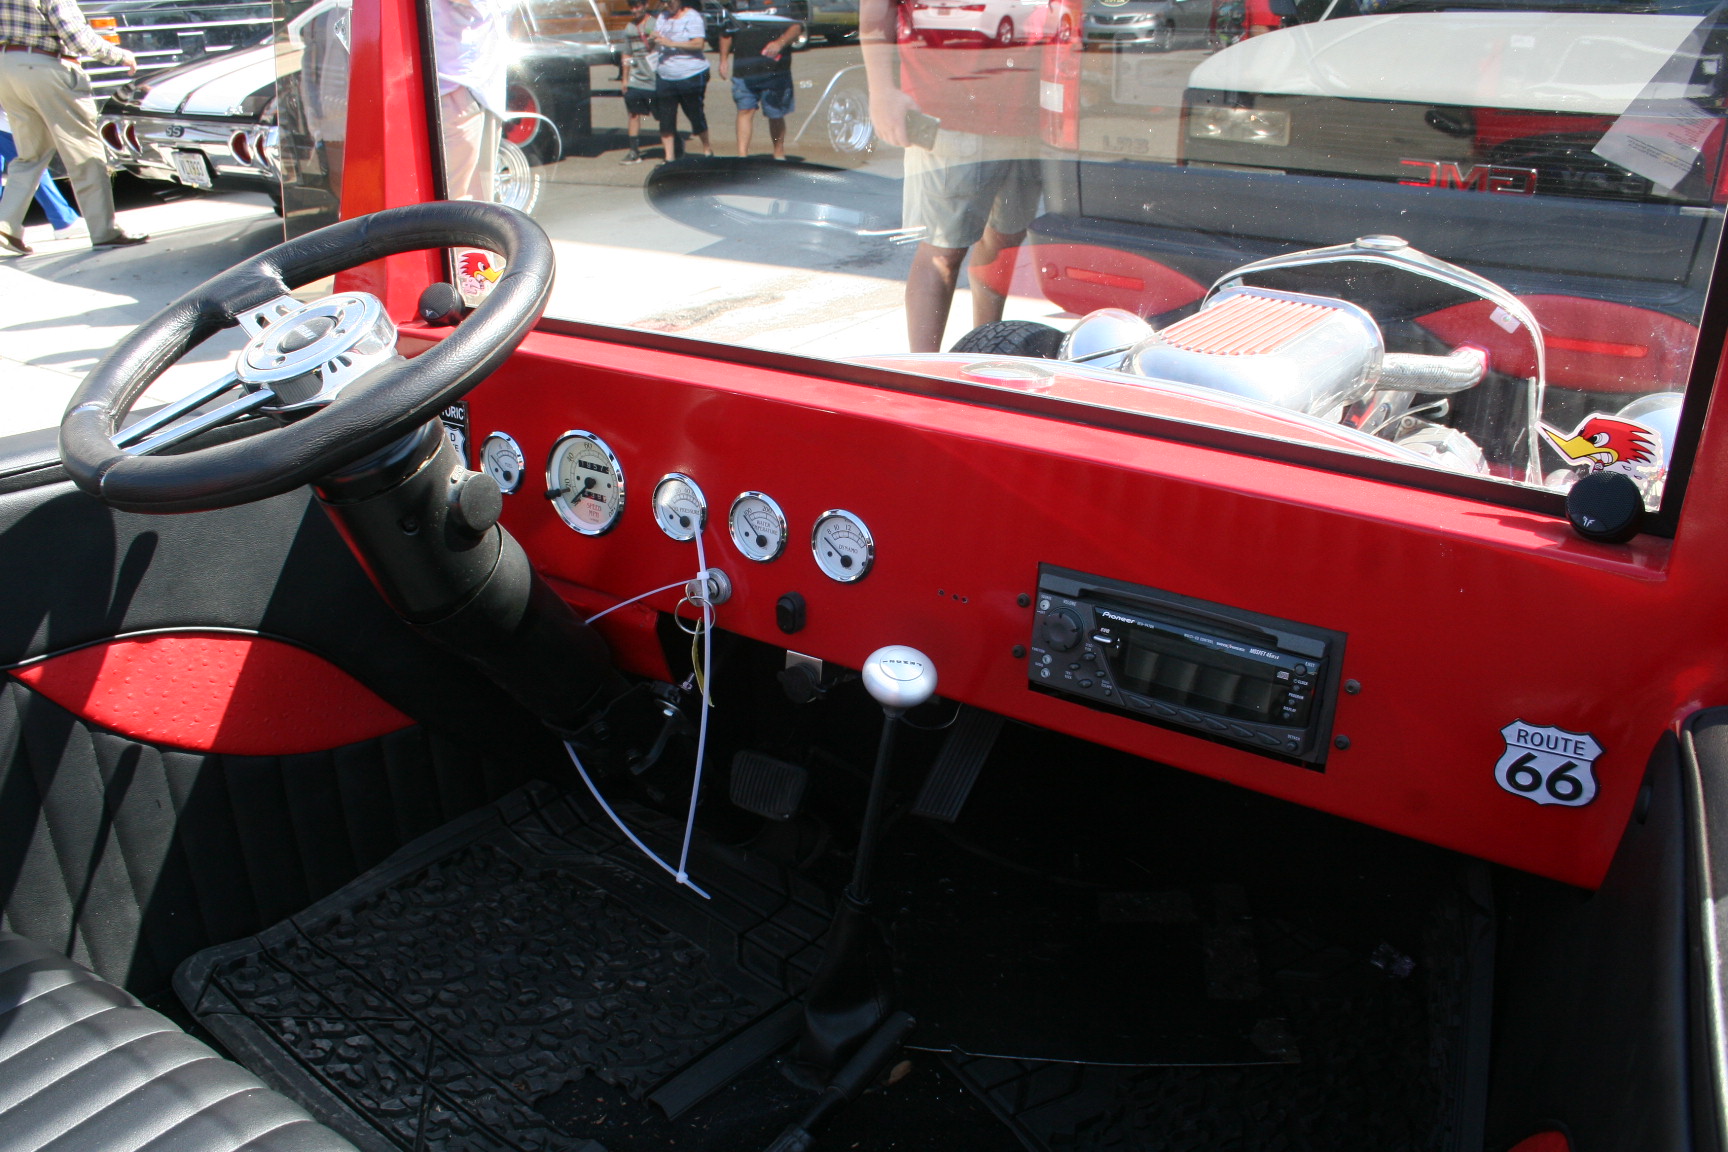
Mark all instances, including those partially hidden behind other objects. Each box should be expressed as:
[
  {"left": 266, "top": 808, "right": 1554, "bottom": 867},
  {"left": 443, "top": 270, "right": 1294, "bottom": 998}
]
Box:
[
  {"left": 461, "top": 330, "right": 1728, "bottom": 889},
  {"left": 10, "top": 633, "right": 413, "bottom": 756},
  {"left": 1417, "top": 296, "right": 1698, "bottom": 393}
]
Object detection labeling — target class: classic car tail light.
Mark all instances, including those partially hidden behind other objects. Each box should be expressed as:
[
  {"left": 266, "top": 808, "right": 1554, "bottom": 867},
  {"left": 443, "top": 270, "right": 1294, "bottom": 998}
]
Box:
[
  {"left": 256, "top": 128, "right": 279, "bottom": 172},
  {"left": 1416, "top": 295, "right": 1690, "bottom": 392},
  {"left": 123, "top": 123, "right": 141, "bottom": 153},
  {"left": 100, "top": 121, "right": 125, "bottom": 151},
  {"left": 230, "top": 130, "right": 253, "bottom": 165}
]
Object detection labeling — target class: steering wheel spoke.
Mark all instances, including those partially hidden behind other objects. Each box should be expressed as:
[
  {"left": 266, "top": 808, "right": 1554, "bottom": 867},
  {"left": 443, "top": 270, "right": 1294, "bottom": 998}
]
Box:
[{"left": 117, "top": 373, "right": 278, "bottom": 457}]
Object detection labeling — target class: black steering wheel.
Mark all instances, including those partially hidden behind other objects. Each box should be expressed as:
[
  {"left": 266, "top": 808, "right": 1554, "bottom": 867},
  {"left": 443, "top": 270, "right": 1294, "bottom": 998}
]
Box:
[{"left": 59, "top": 201, "right": 552, "bottom": 514}]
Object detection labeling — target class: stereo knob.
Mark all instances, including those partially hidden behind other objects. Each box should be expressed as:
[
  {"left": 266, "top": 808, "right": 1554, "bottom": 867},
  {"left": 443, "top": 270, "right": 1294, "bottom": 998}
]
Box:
[{"left": 1041, "top": 609, "right": 1082, "bottom": 652}]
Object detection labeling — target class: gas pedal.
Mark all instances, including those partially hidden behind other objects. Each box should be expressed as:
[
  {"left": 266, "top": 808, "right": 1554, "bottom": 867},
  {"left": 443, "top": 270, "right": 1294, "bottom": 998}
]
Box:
[
  {"left": 912, "top": 706, "right": 1003, "bottom": 823},
  {"left": 730, "top": 750, "right": 809, "bottom": 821}
]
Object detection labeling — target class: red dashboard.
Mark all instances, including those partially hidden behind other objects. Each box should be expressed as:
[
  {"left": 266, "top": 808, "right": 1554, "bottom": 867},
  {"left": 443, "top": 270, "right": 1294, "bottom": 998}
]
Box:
[{"left": 448, "top": 326, "right": 1728, "bottom": 891}]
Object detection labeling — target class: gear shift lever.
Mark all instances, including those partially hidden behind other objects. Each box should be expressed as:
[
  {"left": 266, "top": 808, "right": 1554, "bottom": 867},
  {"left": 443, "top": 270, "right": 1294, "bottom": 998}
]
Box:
[{"left": 798, "top": 646, "right": 936, "bottom": 1077}]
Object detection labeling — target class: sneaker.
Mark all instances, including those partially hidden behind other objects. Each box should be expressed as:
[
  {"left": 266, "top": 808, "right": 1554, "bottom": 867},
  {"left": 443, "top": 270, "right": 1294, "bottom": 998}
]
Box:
[
  {"left": 52, "top": 224, "right": 85, "bottom": 240},
  {"left": 92, "top": 231, "right": 148, "bottom": 248},
  {"left": 619, "top": 149, "right": 645, "bottom": 164}
]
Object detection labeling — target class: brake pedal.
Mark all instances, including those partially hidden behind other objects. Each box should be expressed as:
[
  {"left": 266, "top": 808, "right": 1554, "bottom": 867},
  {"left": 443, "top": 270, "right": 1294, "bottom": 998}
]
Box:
[
  {"left": 730, "top": 751, "right": 809, "bottom": 821},
  {"left": 911, "top": 706, "right": 1003, "bottom": 823}
]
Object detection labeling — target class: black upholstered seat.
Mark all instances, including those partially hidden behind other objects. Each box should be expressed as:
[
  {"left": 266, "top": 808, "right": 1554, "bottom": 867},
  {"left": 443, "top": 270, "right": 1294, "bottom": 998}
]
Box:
[{"left": 0, "top": 932, "right": 354, "bottom": 1152}]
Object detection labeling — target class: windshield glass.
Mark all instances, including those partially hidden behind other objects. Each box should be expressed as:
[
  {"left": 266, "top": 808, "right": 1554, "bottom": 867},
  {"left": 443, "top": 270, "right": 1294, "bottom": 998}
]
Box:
[{"left": 414, "top": 0, "right": 1728, "bottom": 513}]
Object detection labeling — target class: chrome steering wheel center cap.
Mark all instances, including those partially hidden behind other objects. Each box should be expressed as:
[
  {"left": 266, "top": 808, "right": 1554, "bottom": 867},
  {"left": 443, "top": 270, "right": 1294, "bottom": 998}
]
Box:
[{"left": 235, "top": 292, "right": 400, "bottom": 411}]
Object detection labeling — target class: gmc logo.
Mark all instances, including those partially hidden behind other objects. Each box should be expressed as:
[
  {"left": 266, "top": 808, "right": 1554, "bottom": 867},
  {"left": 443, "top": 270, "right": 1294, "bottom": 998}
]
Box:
[{"left": 1398, "top": 159, "right": 1537, "bottom": 195}]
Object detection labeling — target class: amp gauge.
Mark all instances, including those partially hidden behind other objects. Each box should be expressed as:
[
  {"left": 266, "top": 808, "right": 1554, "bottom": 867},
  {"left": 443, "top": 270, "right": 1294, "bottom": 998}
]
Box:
[
  {"left": 729, "top": 491, "right": 788, "bottom": 562},
  {"left": 480, "top": 432, "right": 526, "bottom": 494},
  {"left": 652, "top": 473, "right": 707, "bottom": 541},
  {"left": 812, "top": 509, "right": 873, "bottom": 583},
  {"left": 546, "top": 430, "right": 625, "bottom": 536}
]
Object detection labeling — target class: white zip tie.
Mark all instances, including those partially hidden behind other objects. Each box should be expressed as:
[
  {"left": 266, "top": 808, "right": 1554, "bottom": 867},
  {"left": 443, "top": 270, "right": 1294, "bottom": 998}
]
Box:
[
  {"left": 564, "top": 739, "right": 711, "bottom": 900},
  {"left": 584, "top": 579, "right": 690, "bottom": 625},
  {"left": 675, "top": 531, "right": 714, "bottom": 885}
]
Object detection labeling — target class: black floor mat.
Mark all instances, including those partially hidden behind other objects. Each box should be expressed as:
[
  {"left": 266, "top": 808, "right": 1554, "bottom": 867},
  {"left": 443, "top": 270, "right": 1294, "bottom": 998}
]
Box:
[{"left": 176, "top": 782, "right": 839, "bottom": 1152}]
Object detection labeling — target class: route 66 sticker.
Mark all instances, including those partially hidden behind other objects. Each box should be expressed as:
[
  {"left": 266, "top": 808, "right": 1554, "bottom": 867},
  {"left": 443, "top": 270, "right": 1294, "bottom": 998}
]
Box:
[{"left": 1496, "top": 721, "right": 1601, "bottom": 807}]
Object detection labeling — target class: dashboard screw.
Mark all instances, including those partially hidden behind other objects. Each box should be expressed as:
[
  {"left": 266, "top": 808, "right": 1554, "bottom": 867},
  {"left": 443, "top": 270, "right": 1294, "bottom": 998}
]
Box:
[
  {"left": 1011, "top": 645, "right": 1027, "bottom": 659},
  {"left": 1334, "top": 735, "right": 1351, "bottom": 750},
  {"left": 1017, "top": 593, "right": 1031, "bottom": 608},
  {"left": 1345, "top": 679, "right": 1361, "bottom": 695}
]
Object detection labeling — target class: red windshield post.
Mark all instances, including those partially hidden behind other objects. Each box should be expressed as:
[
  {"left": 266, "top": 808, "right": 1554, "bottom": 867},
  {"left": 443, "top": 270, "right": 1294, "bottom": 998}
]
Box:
[{"left": 335, "top": 0, "right": 445, "bottom": 317}]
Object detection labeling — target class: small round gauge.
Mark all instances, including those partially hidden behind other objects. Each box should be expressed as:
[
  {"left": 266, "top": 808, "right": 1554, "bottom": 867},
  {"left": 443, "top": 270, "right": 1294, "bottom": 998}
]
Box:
[
  {"left": 545, "top": 431, "right": 625, "bottom": 536},
  {"left": 652, "top": 473, "right": 707, "bottom": 541},
  {"left": 480, "top": 432, "right": 526, "bottom": 494},
  {"left": 811, "top": 509, "right": 873, "bottom": 583},
  {"left": 729, "top": 491, "right": 788, "bottom": 563}
]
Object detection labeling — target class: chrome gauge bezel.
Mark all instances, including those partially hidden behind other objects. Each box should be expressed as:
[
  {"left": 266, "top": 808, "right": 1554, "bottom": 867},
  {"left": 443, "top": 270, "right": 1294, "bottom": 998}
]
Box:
[
  {"left": 479, "top": 431, "right": 526, "bottom": 495},
  {"left": 652, "top": 472, "right": 708, "bottom": 541},
  {"left": 728, "top": 491, "right": 789, "bottom": 562},
  {"left": 545, "top": 430, "right": 626, "bottom": 536},
  {"left": 811, "top": 508, "right": 874, "bottom": 583}
]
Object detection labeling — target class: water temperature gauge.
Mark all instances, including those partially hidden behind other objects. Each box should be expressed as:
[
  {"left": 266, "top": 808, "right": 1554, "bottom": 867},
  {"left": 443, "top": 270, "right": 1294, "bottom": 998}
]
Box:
[
  {"left": 652, "top": 473, "right": 707, "bottom": 541},
  {"left": 479, "top": 432, "right": 525, "bottom": 494},
  {"left": 812, "top": 509, "right": 873, "bottom": 583},
  {"left": 729, "top": 491, "right": 788, "bottom": 562}
]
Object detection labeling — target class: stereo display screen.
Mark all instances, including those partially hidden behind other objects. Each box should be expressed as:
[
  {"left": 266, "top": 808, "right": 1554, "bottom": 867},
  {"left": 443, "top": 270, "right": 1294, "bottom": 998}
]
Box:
[{"left": 1119, "top": 627, "right": 1282, "bottom": 723}]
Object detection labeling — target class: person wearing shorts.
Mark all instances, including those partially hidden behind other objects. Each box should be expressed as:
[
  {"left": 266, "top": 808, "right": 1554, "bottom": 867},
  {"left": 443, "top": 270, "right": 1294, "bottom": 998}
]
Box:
[
  {"left": 618, "top": 0, "right": 656, "bottom": 163},
  {"left": 652, "top": 0, "right": 711, "bottom": 162},
  {"left": 718, "top": 0, "right": 800, "bottom": 160},
  {"left": 859, "top": 0, "right": 1041, "bottom": 351}
]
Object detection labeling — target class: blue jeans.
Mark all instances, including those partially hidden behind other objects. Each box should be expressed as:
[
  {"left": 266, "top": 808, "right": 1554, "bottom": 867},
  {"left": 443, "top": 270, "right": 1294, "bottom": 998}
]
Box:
[{"left": 0, "top": 128, "right": 79, "bottom": 231}]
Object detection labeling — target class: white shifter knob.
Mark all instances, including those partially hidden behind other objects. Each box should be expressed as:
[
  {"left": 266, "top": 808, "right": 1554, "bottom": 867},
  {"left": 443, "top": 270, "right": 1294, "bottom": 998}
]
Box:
[{"left": 862, "top": 645, "right": 937, "bottom": 714}]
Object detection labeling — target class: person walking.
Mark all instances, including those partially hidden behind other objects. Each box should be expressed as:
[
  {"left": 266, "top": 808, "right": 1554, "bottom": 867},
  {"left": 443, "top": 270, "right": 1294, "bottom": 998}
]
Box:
[
  {"left": 618, "top": 0, "right": 655, "bottom": 163},
  {"left": 0, "top": 99, "right": 81, "bottom": 238},
  {"left": 717, "top": 0, "right": 799, "bottom": 160},
  {"left": 651, "top": 0, "right": 711, "bottom": 163},
  {"left": 0, "top": 0, "right": 145, "bottom": 255}
]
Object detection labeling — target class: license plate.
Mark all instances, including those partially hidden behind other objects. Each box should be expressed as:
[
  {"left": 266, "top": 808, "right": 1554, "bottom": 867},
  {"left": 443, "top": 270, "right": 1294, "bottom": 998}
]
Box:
[{"left": 170, "top": 149, "right": 213, "bottom": 189}]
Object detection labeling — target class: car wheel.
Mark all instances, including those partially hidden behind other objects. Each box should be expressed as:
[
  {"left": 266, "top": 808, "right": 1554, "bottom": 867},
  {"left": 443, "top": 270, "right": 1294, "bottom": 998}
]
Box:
[
  {"left": 995, "top": 16, "right": 1014, "bottom": 44},
  {"left": 503, "top": 79, "right": 562, "bottom": 164},
  {"left": 493, "top": 140, "right": 542, "bottom": 214},
  {"left": 950, "top": 320, "right": 1064, "bottom": 357},
  {"left": 1057, "top": 17, "right": 1074, "bottom": 43},
  {"left": 826, "top": 85, "right": 875, "bottom": 155},
  {"left": 792, "top": 25, "right": 811, "bottom": 49},
  {"left": 1149, "top": 21, "right": 1173, "bottom": 50}
]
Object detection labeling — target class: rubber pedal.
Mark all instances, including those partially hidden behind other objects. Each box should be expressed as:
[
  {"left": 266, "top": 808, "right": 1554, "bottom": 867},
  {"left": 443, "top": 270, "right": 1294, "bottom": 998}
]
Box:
[
  {"left": 730, "top": 751, "right": 809, "bottom": 821},
  {"left": 912, "top": 706, "right": 1003, "bottom": 823}
]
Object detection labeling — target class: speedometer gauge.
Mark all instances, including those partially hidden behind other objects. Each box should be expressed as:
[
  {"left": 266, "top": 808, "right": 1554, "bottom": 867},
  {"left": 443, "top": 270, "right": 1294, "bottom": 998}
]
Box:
[
  {"left": 729, "top": 491, "right": 787, "bottom": 562},
  {"left": 480, "top": 432, "right": 525, "bottom": 494},
  {"left": 652, "top": 473, "right": 707, "bottom": 541},
  {"left": 546, "top": 431, "right": 625, "bottom": 536},
  {"left": 811, "top": 509, "right": 873, "bottom": 583}
]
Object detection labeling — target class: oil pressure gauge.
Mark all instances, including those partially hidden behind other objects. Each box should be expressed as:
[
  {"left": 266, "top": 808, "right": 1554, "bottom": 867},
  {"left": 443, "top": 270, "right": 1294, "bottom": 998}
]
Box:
[
  {"left": 812, "top": 509, "right": 873, "bottom": 583},
  {"left": 480, "top": 432, "right": 526, "bottom": 494},
  {"left": 729, "top": 491, "right": 787, "bottom": 562},
  {"left": 546, "top": 431, "right": 625, "bottom": 535},
  {"left": 652, "top": 473, "right": 707, "bottom": 541}
]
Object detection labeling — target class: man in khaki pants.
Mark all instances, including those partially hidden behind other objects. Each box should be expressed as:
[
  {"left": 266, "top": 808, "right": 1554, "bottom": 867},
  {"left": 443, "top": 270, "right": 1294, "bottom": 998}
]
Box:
[{"left": 0, "top": 0, "right": 145, "bottom": 255}]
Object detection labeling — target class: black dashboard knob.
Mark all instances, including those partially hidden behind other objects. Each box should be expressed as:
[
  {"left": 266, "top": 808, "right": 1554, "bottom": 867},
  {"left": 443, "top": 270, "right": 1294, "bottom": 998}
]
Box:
[
  {"left": 447, "top": 470, "right": 502, "bottom": 537},
  {"left": 1566, "top": 470, "right": 1643, "bottom": 544},
  {"left": 1041, "top": 608, "right": 1082, "bottom": 651},
  {"left": 776, "top": 592, "right": 807, "bottom": 634}
]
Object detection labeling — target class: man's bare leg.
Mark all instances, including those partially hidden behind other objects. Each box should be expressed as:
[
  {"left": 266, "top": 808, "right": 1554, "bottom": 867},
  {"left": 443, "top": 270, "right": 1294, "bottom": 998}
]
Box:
[
  {"left": 736, "top": 108, "right": 754, "bottom": 156},
  {"left": 768, "top": 115, "right": 786, "bottom": 159},
  {"left": 906, "top": 241, "right": 968, "bottom": 353},
  {"left": 967, "top": 225, "right": 1026, "bottom": 328},
  {"left": 661, "top": 131, "right": 676, "bottom": 161}
]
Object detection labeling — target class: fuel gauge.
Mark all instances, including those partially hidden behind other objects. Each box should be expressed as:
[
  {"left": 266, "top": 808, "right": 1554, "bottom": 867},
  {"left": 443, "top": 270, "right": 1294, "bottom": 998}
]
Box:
[
  {"left": 729, "top": 491, "right": 787, "bottom": 562},
  {"left": 812, "top": 509, "right": 873, "bottom": 583},
  {"left": 652, "top": 473, "right": 707, "bottom": 541},
  {"left": 480, "top": 432, "right": 526, "bottom": 494}
]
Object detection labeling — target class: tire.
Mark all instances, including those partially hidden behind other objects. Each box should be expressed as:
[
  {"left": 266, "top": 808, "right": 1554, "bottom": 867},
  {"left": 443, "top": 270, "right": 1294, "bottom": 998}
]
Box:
[
  {"left": 950, "top": 320, "right": 1064, "bottom": 357},
  {"left": 791, "top": 25, "right": 811, "bottom": 49},
  {"left": 502, "top": 78, "right": 562, "bottom": 164},
  {"left": 994, "top": 16, "right": 1014, "bottom": 45},
  {"left": 825, "top": 85, "right": 875, "bottom": 155},
  {"left": 493, "top": 140, "right": 542, "bottom": 214}
]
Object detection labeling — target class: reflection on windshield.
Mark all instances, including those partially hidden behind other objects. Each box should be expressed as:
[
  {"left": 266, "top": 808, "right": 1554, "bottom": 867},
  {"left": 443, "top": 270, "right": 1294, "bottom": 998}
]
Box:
[{"left": 412, "top": 0, "right": 1726, "bottom": 511}]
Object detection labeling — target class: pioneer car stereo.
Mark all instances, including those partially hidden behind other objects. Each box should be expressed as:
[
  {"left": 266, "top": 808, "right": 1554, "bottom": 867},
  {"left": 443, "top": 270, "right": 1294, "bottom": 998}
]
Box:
[{"left": 1029, "top": 566, "right": 1347, "bottom": 766}]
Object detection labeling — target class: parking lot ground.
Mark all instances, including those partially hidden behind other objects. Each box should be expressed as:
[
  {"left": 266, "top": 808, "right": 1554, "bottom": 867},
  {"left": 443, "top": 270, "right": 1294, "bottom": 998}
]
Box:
[{"left": 0, "top": 184, "right": 281, "bottom": 440}]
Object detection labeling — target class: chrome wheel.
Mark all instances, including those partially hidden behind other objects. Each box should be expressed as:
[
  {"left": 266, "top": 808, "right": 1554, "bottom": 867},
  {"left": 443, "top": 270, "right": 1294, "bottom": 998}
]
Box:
[
  {"left": 494, "top": 140, "right": 542, "bottom": 214},
  {"left": 826, "top": 87, "right": 875, "bottom": 155}
]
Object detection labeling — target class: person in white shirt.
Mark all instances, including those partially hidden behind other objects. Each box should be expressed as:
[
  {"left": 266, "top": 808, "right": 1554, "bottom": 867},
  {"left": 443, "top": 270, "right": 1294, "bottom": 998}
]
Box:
[
  {"left": 430, "top": 0, "right": 510, "bottom": 200},
  {"left": 650, "top": 0, "right": 711, "bottom": 163}
]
